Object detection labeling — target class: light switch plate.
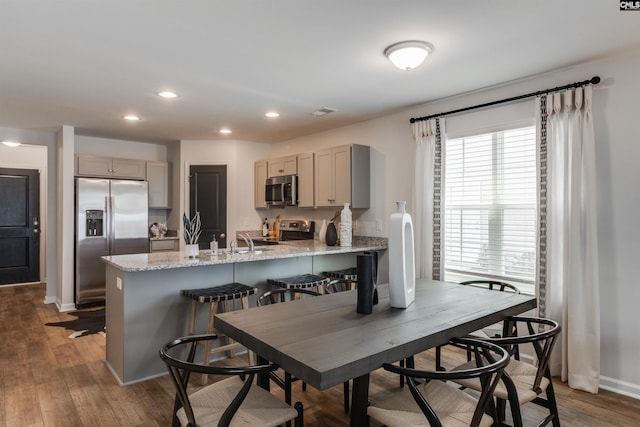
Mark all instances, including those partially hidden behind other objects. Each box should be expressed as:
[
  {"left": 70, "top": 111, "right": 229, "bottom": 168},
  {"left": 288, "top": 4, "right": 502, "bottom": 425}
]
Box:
[{"left": 116, "top": 277, "right": 122, "bottom": 290}]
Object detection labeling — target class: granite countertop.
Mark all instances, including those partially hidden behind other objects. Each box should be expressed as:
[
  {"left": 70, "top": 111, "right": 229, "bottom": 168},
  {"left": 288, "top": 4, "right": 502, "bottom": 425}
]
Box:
[{"left": 102, "top": 238, "right": 387, "bottom": 272}]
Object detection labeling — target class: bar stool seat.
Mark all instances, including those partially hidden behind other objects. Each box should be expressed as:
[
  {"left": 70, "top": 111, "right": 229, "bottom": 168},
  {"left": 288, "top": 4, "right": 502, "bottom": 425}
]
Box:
[
  {"left": 322, "top": 267, "right": 358, "bottom": 290},
  {"left": 267, "top": 274, "right": 330, "bottom": 295},
  {"left": 181, "top": 282, "right": 257, "bottom": 383}
]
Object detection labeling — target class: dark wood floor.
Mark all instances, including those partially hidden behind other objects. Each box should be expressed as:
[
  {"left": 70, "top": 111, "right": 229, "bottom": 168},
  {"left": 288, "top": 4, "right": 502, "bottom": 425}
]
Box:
[{"left": 2, "top": 283, "right": 639, "bottom": 426}]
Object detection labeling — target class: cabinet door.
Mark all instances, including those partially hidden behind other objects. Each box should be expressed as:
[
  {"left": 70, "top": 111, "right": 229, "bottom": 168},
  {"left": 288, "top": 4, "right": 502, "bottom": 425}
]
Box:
[
  {"left": 111, "top": 158, "right": 146, "bottom": 179},
  {"left": 297, "top": 153, "right": 314, "bottom": 207},
  {"left": 268, "top": 155, "right": 297, "bottom": 177},
  {"left": 314, "top": 148, "right": 334, "bottom": 207},
  {"left": 147, "top": 162, "right": 170, "bottom": 208},
  {"left": 332, "top": 146, "right": 352, "bottom": 205},
  {"left": 254, "top": 160, "right": 268, "bottom": 208},
  {"left": 76, "top": 155, "right": 113, "bottom": 178},
  {"left": 281, "top": 155, "right": 297, "bottom": 175}
]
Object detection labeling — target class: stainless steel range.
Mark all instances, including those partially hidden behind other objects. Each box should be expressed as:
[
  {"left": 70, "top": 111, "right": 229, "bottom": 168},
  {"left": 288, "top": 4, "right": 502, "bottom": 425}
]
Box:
[{"left": 253, "top": 219, "right": 315, "bottom": 244}]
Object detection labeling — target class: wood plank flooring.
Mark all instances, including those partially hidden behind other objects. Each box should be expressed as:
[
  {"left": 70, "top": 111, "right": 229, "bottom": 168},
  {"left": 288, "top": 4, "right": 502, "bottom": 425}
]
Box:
[{"left": 2, "top": 283, "right": 639, "bottom": 426}]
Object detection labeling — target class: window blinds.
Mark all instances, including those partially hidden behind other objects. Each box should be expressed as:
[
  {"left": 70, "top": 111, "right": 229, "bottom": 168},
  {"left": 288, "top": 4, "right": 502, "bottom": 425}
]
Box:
[{"left": 444, "top": 126, "right": 537, "bottom": 286}]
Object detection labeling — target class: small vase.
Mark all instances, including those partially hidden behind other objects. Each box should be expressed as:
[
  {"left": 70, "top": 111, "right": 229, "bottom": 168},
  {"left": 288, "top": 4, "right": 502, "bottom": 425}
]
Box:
[
  {"left": 319, "top": 219, "right": 328, "bottom": 243},
  {"left": 184, "top": 244, "right": 200, "bottom": 258},
  {"left": 326, "top": 222, "right": 338, "bottom": 246},
  {"left": 340, "top": 203, "right": 352, "bottom": 247}
]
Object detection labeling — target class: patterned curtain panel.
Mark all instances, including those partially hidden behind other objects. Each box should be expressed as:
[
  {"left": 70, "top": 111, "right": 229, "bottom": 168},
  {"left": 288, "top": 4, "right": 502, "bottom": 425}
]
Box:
[
  {"left": 411, "top": 118, "right": 445, "bottom": 280},
  {"left": 536, "top": 86, "right": 600, "bottom": 393}
]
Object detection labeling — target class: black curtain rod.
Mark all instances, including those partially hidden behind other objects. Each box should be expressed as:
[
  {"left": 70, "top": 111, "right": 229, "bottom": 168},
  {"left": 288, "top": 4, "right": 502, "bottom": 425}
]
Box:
[{"left": 409, "top": 76, "right": 601, "bottom": 124}]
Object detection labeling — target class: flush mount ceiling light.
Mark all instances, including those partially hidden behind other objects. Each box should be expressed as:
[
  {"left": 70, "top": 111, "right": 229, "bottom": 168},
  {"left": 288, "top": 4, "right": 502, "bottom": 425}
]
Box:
[
  {"left": 2, "top": 140, "right": 21, "bottom": 147},
  {"left": 219, "top": 128, "right": 232, "bottom": 134},
  {"left": 384, "top": 40, "right": 432, "bottom": 70},
  {"left": 157, "top": 91, "right": 178, "bottom": 99},
  {"left": 123, "top": 115, "right": 141, "bottom": 121}
]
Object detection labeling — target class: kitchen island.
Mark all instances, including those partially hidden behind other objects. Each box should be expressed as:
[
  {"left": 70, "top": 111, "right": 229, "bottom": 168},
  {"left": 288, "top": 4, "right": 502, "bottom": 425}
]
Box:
[{"left": 102, "top": 238, "right": 387, "bottom": 385}]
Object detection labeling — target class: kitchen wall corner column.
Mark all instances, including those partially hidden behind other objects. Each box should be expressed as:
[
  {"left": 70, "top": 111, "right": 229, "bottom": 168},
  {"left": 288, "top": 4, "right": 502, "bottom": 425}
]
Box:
[{"left": 57, "top": 125, "right": 76, "bottom": 311}]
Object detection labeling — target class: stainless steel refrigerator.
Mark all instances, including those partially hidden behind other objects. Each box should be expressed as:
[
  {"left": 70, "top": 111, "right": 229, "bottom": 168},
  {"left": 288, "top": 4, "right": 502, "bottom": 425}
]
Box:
[{"left": 75, "top": 178, "right": 149, "bottom": 306}]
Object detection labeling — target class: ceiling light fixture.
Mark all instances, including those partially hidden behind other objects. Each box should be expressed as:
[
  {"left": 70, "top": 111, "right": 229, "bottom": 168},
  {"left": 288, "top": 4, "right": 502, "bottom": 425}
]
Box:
[
  {"left": 311, "top": 107, "right": 337, "bottom": 117},
  {"left": 157, "top": 91, "right": 178, "bottom": 99},
  {"left": 384, "top": 40, "right": 432, "bottom": 70},
  {"left": 219, "top": 128, "right": 232, "bottom": 134},
  {"left": 265, "top": 111, "right": 280, "bottom": 118},
  {"left": 2, "top": 140, "right": 21, "bottom": 147},
  {"left": 123, "top": 115, "right": 141, "bottom": 121}
]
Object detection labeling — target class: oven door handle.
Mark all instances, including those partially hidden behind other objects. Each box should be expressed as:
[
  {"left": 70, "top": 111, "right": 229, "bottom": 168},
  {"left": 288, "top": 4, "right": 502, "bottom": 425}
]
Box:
[{"left": 280, "top": 183, "right": 286, "bottom": 202}]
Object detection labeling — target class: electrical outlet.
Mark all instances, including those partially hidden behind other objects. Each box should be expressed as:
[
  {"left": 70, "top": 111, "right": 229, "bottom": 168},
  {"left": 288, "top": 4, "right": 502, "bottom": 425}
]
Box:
[{"left": 376, "top": 219, "right": 383, "bottom": 232}]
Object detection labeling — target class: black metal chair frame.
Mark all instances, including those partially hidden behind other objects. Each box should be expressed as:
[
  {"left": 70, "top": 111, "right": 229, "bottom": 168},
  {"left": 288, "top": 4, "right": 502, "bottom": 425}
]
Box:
[
  {"left": 433, "top": 280, "right": 521, "bottom": 372},
  {"left": 483, "top": 316, "right": 561, "bottom": 427},
  {"left": 375, "top": 337, "right": 510, "bottom": 427},
  {"left": 257, "top": 288, "right": 319, "bottom": 412},
  {"left": 160, "top": 334, "right": 303, "bottom": 427}
]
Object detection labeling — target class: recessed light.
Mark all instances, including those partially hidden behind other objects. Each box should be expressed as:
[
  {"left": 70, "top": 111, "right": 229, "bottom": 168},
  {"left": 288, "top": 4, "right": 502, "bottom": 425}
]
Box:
[
  {"left": 219, "top": 128, "right": 232, "bottom": 134},
  {"left": 2, "top": 140, "right": 21, "bottom": 147},
  {"left": 265, "top": 111, "right": 280, "bottom": 118},
  {"left": 123, "top": 115, "right": 141, "bottom": 121},
  {"left": 157, "top": 91, "right": 178, "bottom": 99}
]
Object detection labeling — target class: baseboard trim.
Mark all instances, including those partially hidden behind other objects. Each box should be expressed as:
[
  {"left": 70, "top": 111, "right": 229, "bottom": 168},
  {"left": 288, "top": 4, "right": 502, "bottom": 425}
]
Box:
[
  {"left": 56, "top": 300, "right": 76, "bottom": 312},
  {"left": 600, "top": 375, "right": 640, "bottom": 400},
  {"left": 44, "top": 295, "right": 56, "bottom": 304}
]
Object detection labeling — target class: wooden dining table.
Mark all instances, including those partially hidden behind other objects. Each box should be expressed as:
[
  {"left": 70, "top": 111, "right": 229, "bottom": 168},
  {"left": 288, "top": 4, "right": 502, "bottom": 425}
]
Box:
[{"left": 215, "top": 278, "right": 537, "bottom": 426}]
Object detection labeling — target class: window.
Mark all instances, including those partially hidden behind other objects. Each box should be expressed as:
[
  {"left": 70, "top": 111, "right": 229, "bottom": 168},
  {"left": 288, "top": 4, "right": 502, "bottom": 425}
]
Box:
[{"left": 443, "top": 126, "right": 537, "bottom": 294}]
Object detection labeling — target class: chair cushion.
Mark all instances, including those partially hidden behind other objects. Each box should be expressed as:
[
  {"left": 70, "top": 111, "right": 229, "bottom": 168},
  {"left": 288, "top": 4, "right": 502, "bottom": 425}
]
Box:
[
  {"left": 453, "top": 358, "right": 550, "bottom": 404},
  {"left": 367, "top": 380, "right": 494, "bottom": 427},
  {"left": 182, "top": 283, "right": 257, "bottom": 303},
  {"left": 176, "top": 376, "right": 298, "bottom": 427}
]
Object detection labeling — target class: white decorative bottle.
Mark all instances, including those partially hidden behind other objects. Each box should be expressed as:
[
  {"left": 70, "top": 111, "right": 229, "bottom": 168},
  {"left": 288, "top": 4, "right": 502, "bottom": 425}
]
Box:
[
  {"left": 340, "top": 203, "right": 352, "bottom": 247},
  {"left": 318, "top": 219, "right": 328, "bottom": 243},
  {"left": 388, "top": 201, "right": 416, "bottom": 308}
]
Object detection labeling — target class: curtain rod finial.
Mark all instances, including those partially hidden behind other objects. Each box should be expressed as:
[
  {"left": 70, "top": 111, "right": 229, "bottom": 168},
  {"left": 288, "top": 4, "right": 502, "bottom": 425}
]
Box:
[{"left": 591, "top": 76, "right": 601, "bottom": 85}]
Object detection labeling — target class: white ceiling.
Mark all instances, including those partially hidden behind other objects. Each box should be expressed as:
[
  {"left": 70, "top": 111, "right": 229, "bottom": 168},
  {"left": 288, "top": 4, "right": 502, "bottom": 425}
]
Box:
[{"left": 2, "top": 1, "right": 639, "bottom": 144}]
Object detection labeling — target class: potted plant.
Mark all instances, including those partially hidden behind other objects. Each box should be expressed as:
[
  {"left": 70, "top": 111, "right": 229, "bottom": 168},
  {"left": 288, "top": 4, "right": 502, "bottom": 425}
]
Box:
[{"left": 182, "top": 212, "right": 202, "bottom": 257}]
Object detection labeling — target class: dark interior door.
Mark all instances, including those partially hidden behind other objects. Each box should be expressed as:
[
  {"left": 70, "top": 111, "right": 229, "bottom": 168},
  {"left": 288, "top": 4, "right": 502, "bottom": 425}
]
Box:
[
  {"left": 189, "top": 165, "right": 227, "bottom": 249},
  {"left": 0, "top": 168, "right": 40, "bottom": 285}
]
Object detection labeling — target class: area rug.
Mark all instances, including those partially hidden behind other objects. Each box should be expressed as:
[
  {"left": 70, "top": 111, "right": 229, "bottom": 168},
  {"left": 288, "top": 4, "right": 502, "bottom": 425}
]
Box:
[{"left": 45, "top": 308, "right": 106, "bottom": 338}]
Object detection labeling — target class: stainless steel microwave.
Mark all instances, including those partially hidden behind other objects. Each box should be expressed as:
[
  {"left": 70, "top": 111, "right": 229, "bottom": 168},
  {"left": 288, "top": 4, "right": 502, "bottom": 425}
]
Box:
[{"left": 265, "top": 175, "right": 297, "bottom": 207}]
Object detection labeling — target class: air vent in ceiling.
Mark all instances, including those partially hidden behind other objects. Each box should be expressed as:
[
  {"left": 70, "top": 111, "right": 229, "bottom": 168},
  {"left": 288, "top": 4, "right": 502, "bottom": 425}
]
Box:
[{"left": 311, "top": 107, "right": 337, "bottom": 117}]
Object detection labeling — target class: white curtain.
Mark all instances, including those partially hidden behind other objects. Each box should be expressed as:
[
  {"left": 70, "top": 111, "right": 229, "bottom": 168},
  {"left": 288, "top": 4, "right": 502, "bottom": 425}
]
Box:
[
  {"left": 412, "top": 118, "right": 445, "bottom": 280},
  {"left": 537, "top": 86, "right": 600, "bottom": 393}
]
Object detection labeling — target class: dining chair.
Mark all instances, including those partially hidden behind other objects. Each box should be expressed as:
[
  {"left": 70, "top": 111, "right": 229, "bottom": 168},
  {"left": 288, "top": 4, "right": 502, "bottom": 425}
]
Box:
[
  {"left": 451, "top": 316, "right": 561, "bottom": 427},
  {"left": 368, "top": 337, "right": 510, "bottom": 427},
  {"left": 321, "top": 278, "right": 354, "bottom": 413},
  {"left": 257, "top": 288, "right": 319, "bottom": 411},
  {"left": 258, "top": 287, "right": 352, "bottom": 414},
  {"left": 159, "top": 334, "right": 303, "bottom": 427},
  {"left": 434, "top": 280, "right": 521, "bottom": 371}
]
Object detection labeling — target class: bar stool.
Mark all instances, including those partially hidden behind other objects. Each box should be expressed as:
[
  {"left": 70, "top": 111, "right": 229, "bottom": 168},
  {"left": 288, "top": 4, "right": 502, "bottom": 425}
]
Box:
[
  {"left": 322, "top": 267, "right": 358, "bottom": 290},
  {"left": 181, "top": 282, "right": 257, "bottom": 383},
  {"left": 267, "top": 274, "right": 330, "bottom": 296}
]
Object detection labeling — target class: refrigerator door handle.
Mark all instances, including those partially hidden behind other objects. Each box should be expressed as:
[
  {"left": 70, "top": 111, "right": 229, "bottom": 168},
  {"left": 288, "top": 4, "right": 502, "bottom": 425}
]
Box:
[{"left": 106, "top": 195, "right": 113, "bottom": 254}]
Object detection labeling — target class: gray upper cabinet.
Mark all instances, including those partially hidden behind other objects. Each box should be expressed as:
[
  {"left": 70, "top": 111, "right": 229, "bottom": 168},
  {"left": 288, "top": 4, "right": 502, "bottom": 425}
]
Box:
[
  {"left": 147, "top": 161, "right": 171, "bottom": 209},
  {"left": 267, "top": 155, "right": 297, "bottom": 177},
  {"left": 76, "top": 155, "right": 146, "bottom": 180},
  {"left": 297, "top": 152, "right": 314, "bottom": 207},
  {"left": 254, "top": 160, "right": 268, "bottom": 208},
  {"left": 314, "top": 144, "right": 370, "bottom": 209}
]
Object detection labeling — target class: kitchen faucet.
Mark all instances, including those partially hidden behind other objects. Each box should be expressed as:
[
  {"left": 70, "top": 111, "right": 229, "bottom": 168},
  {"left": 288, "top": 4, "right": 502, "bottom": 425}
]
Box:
[{"left": 241, "top": 234, "right": 255, "bottom": 252}]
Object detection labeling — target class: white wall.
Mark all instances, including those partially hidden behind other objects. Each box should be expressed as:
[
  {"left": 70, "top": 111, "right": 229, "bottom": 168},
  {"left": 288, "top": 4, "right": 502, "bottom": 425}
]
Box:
[
  {"left": 269, "top": 48, "right": 640, "bottom": 398},
  {"left": 75, "top": 135, "right": 168, "bottom": 161}
]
